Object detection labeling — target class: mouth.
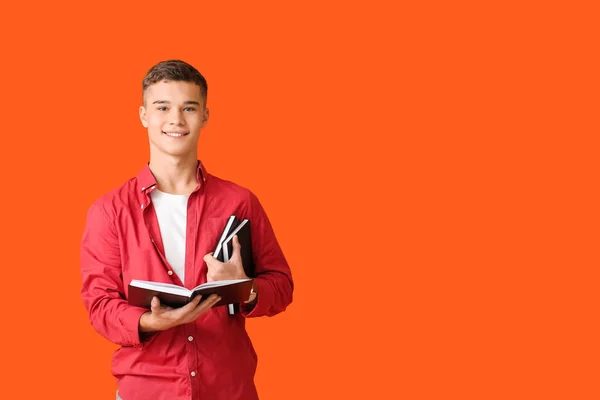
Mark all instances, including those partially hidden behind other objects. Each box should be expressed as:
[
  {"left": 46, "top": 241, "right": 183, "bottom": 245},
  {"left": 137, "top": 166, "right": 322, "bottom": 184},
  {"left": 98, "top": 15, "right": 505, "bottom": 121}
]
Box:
[{"left": 162, "top": 131, "right": 190, "bottom": 138}]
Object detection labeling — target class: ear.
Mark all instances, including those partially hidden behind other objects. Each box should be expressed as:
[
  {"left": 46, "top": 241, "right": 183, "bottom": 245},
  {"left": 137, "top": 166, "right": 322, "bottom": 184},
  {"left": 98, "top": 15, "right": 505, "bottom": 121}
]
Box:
[
  {"left": 201, "top": 108, "right": 210, "bottom": 128},
  {"left": 139, "top": 105, "right": 148, "bottom": 128}
]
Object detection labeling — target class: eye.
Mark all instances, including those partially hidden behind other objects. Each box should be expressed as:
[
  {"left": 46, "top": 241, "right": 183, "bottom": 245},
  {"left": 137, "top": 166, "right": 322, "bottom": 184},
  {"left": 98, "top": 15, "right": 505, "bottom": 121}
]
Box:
[
  {"left": 156, "top": 106, "right": 168, "bottom": 111},
  {"left": 184, "top": 107, "right": 197, "bottom": 112}
]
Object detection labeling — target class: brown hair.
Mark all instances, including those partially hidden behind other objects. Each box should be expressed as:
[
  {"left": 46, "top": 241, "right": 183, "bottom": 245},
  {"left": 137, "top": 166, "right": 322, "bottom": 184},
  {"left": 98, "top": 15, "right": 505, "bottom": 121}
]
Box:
[{"left": 142, "top": 59, "right": 208, "bottom": 104}]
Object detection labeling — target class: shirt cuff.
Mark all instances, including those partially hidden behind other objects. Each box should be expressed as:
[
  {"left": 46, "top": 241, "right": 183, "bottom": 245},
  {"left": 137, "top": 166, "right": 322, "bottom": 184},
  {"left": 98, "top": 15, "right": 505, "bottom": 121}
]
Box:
[
  {"left": 119, "top": 306, "right": 151, "bottom": 347},
  {"left": 240, "top": 278, "right": 271, "bottom": 318}
]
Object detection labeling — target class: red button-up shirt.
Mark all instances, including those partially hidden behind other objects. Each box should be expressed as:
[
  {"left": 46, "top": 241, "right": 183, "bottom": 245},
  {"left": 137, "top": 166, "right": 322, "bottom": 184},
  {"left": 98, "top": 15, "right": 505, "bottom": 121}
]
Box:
[{"left": 80, "top": 161, "right": 294, "bottom": 400}]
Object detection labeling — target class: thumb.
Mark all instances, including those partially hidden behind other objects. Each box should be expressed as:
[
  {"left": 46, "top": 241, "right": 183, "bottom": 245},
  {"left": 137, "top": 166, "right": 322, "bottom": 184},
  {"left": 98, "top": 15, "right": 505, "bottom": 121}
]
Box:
[
  {"left": 230, "top": 235, "right": 242, "bottom": 261},
  {"left": 151, "top": 296, "right": 161, "bottom": 313}
]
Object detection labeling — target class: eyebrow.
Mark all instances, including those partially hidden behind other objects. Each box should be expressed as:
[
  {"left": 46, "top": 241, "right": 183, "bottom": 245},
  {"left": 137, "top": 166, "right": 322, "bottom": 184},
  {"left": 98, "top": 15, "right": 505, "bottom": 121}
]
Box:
[{"left": 152, "top": 100, "right": 201, "bottom": 106}]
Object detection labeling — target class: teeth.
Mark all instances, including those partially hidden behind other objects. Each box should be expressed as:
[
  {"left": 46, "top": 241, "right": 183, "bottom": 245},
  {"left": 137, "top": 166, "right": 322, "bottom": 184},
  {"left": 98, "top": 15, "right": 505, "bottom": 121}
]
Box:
[{"left": 164, "top": 132, "right": 187, "bottom": 137}]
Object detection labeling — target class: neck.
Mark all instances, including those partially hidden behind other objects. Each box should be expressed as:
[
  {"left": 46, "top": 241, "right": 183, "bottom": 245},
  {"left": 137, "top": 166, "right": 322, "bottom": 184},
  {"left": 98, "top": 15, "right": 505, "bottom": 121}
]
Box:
[{"left": 148, "top": 152, "right": 199, "bottom": 195}]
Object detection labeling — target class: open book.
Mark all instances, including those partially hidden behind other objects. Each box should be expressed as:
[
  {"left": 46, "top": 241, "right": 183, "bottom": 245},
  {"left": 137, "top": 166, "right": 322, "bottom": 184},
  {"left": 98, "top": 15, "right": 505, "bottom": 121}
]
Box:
[{"left": 127, "top": 278, "right": 254, "bottom": 309}]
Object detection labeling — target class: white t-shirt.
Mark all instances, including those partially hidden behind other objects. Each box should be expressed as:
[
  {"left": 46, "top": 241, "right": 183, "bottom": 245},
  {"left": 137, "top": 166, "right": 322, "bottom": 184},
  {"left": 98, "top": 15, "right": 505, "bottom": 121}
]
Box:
[{"left": 150, "top": 189, "right": 189, "bottom": 282}]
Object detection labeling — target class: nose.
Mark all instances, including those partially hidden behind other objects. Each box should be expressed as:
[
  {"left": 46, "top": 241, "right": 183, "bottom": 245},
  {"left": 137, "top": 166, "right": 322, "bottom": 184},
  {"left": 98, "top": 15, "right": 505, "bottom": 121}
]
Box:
[{"left": 168, "top": 108, "right": 185, "bottom": 126}]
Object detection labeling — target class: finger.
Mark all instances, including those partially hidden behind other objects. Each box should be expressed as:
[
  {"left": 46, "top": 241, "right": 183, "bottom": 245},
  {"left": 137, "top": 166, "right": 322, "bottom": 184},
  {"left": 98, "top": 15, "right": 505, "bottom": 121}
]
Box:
[
  {"left": 190, "top": 294, "right": 204, "bottom": 307},
  {"left": 196, "top": 293, "right": 219, "bottom": 308},
  {"left": 181, "top": 295, "right": 217, "bottom": 324},
  {"left": 175, "top": 295, "right": 203, "bottom": 316},
  {"left": 192, "top": 294, "right": 221, "bottom": 317},
  {"left": 203, "top": 252, "right": 216, "bottom": 264},
  {"left": 207, "top": 294, "right": 222, "bottom": 309}
]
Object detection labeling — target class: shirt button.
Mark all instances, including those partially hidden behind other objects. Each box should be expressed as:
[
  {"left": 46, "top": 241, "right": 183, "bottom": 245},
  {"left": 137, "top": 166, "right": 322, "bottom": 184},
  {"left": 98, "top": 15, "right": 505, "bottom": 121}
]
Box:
[
  {"left": 190, "top": 371, "right": 196, "bottom": 377},
  {"left": 168, "top": 271, "right": 173, "bottom": 276},
  {"left": 188, "top": 336, "right": 193, "bottom": 341},
  {"left": 140, "top": 204, "right": 144, "bottom": 209}
]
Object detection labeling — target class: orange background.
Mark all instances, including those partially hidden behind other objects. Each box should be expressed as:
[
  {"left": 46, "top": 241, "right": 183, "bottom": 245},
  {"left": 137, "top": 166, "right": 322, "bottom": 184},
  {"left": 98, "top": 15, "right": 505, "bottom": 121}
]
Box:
[{"left": 0, "top": 1, "right": 598, "bottom": 399}]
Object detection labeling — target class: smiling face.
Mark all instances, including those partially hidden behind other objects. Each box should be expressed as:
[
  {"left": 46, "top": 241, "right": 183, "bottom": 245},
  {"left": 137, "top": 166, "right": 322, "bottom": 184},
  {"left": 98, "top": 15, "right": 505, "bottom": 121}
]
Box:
[{"left": 139, "top": 80, "right": 209, "bottom": 159}]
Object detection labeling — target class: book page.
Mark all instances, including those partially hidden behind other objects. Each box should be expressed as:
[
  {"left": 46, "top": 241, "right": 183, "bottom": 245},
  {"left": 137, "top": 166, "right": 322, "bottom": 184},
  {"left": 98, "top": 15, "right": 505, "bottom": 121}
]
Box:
[
  {"left": 130, "top": 280, "right": 191, "bottom": 297},
  {"left": 194, "top": 279, "right": 251, "bottom": 291}
]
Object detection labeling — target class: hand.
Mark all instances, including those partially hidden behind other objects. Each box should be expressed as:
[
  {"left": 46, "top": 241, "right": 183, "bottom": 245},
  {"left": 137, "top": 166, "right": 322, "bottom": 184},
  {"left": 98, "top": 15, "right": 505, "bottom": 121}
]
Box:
[
  {"left": 139, "top": 294, "right": 221, "bottom": 333},
  {"left": 204, "top": 235, "right": 248, "bottom": 282}
]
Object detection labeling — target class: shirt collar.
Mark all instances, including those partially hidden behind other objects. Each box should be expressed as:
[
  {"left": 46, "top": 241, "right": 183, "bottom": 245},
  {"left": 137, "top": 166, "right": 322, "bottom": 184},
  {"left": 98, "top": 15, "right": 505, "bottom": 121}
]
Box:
[{"left": 136, "top": 160, "right": 208, "bottom": 195}]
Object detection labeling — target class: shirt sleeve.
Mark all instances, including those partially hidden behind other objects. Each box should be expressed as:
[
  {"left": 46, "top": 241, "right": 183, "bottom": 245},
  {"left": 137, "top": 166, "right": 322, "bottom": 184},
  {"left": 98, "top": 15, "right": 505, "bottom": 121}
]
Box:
[
  {"left": 240, "top": 191, "right": 294, "bottom": 318},
  {"left": 80, "top": 200, "right": 150, "bottom": 347}
]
